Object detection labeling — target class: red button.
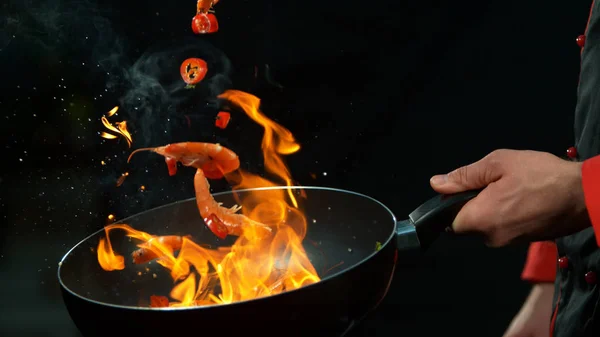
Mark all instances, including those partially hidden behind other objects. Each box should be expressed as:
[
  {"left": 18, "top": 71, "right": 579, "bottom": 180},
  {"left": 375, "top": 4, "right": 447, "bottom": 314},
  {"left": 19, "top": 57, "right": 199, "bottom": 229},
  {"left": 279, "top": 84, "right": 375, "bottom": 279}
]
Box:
[
  {"left": 558, "top": 257, "right": 569, "bottom": 269},
  {"left": 585, "top": 271, "right": 597, "bottom": 284},
  {"left": 567, "top": 146, "right": 578, "bottom": 159},
  {"left": 577, "top": 35, "right": 586, "bottom": 47}
]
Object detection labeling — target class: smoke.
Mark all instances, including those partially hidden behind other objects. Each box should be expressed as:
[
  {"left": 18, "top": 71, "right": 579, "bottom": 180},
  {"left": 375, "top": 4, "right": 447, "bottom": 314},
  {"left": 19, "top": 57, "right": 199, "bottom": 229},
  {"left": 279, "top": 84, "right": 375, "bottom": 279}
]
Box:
[
  {"left": 99, "top": 38, "right": 233, "bottom": 146},
  {"left": 0, "top": 0, "right": 109, "bottom": 53},
  {"left": 1, "top": 0, "right": 233, "bottom": 146}
]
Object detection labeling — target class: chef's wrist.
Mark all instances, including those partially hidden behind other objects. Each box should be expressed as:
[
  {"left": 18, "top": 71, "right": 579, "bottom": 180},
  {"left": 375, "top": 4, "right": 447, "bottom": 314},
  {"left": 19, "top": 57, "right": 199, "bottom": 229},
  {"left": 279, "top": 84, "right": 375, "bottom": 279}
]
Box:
[{"left": 564, "top": 160, "right": 590, "bottom": 230}]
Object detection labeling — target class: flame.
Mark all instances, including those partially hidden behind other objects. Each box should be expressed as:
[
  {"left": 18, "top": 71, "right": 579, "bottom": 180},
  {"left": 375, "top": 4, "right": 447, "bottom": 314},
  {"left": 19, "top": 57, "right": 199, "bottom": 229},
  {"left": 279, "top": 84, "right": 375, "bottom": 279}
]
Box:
[
  {"left": 97, "top": 90, "right": 320, "bottom": 307},
  {"left": 100, "top": 106, "right": 133, "bottom": 147},
  {"left": 218, "top": 90, "right": 300, "bottom": 208},
  {"left": 100, "top": 132, "right": 117, "bottom": 139},
  {"left": 97, "top": 226, "right": 124, "bottom": 271},
  {"left": 107, "top": 106, "right": 119, "bottom": 117}
]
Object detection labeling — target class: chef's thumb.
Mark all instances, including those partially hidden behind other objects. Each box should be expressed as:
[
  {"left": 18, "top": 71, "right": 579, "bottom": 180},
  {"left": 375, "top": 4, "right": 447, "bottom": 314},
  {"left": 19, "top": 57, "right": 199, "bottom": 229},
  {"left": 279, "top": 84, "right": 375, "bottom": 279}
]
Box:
[{"left": 430, "top": 155, "right": 502, "bottom": 194}]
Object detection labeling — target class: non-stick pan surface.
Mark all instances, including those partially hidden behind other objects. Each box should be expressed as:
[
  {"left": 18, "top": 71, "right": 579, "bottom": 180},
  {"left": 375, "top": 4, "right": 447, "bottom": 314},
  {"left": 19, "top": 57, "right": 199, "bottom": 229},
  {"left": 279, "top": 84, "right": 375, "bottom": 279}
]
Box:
[{"left": 58, "top": 186, "right": 473, "bottom": 337}]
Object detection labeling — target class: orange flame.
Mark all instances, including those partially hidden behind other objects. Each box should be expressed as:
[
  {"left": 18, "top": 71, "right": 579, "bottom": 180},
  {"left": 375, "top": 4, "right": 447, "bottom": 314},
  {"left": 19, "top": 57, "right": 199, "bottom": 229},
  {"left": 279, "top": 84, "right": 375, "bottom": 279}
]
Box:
[
  {"left": 107, "top": 106, "right": 119, "bottom": 117},
  {"left": 97, "top": 90, "right": 319, "bottom": 307},
  {"left": 100, "top": 106, "right": 133, "bottom": 147},
  {"left": 218, "top": 90, "right": 300, "bottom": 208}
]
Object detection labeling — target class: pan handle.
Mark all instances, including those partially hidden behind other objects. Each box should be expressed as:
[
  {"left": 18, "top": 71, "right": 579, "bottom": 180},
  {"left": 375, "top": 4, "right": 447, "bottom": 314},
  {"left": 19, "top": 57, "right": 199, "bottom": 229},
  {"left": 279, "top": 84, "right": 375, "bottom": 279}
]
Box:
[{"left": 396, "top": 189, "right": 481, "bottom": 252}]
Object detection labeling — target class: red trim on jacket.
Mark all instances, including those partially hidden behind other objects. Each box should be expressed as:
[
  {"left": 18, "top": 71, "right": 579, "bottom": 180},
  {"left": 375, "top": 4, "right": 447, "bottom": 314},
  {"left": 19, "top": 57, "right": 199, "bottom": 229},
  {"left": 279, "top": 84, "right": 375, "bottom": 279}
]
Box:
[
  {"left": 521, "top": 241, "right": 557, "bottom": 283},
  {"left": 519, "top": 155, "right": 600, "bottom": 282},
  {"left": 582, "top": 155, "right": 600, "bottom": 246}
]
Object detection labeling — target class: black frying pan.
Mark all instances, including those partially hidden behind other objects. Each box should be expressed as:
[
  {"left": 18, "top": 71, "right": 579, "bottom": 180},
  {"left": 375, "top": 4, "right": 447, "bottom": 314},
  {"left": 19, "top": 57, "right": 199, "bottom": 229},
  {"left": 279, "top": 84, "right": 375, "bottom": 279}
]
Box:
[{"left": 58, "top": 186, "right": 478, "bottom": 337}]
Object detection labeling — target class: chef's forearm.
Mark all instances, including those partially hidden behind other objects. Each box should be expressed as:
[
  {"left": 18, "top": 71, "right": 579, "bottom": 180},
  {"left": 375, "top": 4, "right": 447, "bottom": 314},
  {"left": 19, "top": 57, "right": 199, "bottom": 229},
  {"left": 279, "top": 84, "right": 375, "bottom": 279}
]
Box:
[
  {"left": 582, "top": 155, "right": 600, "bottom": 246},
  {"left": 521, "top": 241, "right": 557, "bottom": 283}
]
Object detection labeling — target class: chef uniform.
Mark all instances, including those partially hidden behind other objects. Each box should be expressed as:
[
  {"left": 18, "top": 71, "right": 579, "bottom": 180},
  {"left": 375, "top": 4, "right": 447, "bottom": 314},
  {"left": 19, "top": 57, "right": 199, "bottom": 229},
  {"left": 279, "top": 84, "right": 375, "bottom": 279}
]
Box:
[{"left": 520, "top": 2, "right": 600, "bottom": 336}]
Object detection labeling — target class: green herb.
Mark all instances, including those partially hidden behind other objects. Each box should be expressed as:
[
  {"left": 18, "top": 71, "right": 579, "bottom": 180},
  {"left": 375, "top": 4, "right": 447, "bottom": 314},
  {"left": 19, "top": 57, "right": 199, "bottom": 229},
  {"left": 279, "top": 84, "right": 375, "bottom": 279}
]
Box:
[{"left": 375, "top": 241, "right": 382, "bottom": 251}]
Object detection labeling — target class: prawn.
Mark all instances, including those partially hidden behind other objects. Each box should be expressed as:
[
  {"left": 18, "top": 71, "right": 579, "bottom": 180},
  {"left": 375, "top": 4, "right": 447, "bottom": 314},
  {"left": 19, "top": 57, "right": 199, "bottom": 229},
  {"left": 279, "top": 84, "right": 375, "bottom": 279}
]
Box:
[
  {"left": 127, "top": 142, "right": 272, "bottom": 239},
  {"left": 132, "top": 235, "right": 192, "bottom": 264},
  {"left": 194, "top": 168, "right": 272, "bottom": 238},
  {"left": 127, "top": 142, "right": 239, "bottom": 179}
]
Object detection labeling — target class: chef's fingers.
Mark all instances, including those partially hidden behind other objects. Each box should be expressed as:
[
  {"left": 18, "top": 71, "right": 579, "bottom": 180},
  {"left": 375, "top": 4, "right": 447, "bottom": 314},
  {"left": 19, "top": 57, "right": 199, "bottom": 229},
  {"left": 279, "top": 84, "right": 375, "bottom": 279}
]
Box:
[
  {"left": 430, "top": 151, "right": 504, "bottom": 194},
  {"left": 451, "top": 187, "right": 503, "bottom": 244}
]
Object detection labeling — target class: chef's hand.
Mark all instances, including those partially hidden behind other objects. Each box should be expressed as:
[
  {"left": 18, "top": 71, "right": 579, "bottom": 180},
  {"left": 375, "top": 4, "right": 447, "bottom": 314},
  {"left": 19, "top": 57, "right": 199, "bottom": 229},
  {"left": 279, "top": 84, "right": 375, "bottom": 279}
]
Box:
[
  {"left": 429, "top": 149, "right": 590, "bottom": 246},
  {"left": 502, "top": 283, "right": 554, "bottom": 337}
]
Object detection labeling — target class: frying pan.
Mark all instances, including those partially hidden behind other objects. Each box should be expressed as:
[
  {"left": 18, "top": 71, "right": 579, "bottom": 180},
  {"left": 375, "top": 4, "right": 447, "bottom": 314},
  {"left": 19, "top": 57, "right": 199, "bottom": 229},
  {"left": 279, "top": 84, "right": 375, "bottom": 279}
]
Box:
[{"left": 58, "top": 186, "right": 479, "bottom": 337}]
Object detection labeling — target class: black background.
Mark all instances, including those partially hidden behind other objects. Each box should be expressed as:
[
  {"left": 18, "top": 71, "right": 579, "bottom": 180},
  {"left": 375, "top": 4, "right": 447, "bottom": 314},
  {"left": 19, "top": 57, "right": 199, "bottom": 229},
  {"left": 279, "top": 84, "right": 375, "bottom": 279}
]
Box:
[{"left": 0, "top": 0, "right": 591, "bottom": 336}]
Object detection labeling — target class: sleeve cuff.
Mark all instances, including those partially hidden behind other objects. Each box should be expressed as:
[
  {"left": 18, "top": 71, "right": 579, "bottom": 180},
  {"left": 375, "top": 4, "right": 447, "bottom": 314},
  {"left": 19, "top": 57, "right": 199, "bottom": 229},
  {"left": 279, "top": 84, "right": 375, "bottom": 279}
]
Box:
[
  {"left": 521, "top": 241, "right": 557, "bottom": 283},
  {"left": 582, "top": 155, "right": 600, "bottom": 247}
]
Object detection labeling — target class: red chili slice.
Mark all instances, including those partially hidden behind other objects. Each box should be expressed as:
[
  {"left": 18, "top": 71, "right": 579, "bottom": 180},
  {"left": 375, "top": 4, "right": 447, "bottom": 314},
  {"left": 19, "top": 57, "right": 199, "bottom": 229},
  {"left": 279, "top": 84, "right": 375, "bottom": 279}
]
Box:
[
  {"left": 204, "top": 214, "right": 228, "bottom": 239},
  {"left": 215, "top": 111, "right": 231, "bottom": 129},
  {"left": 180, "top": 58, "right": 208, "bottom": 86}
]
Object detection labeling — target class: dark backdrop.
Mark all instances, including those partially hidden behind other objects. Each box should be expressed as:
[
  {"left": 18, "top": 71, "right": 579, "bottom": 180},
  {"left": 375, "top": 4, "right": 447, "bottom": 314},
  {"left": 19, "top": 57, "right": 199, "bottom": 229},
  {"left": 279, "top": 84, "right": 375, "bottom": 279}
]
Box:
[{"left": 0, "top": 0, "right": 590, "bottom": 336}]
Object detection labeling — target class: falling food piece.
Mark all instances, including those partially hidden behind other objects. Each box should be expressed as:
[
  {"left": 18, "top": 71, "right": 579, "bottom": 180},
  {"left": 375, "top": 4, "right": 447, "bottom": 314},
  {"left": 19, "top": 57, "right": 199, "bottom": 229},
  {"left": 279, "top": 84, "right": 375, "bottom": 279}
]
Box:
[
  {"left": 126, "top": 142, "right": 274, "bottom": 238},
  {"left": 101, "top": 160, "right": 106, "bottom": 166},
  {"left": 215, "top": 111, "right": 230, "bottom": 129},
  {"left": 191, "top": 13, "right": 219, "bottom": 34},
  {"left": 126, "top": 142, "right": 235, "bottom": 181},
  {"left": 96, "top": 90, "right": 321, "bottom": 308},
  {"left": 107, "top": 214, "right": 115, "bottom": 221},
  {"left": 116, "top": 172, "right": 129, "bottom": 187},
  {"left": 310, "top": 173, "right": 317, "bottom": 179},
  {"left": 180, "top": 58, "right": 208, "bottom": 89},
  {"left": 140, "top": 185, "right": 146, "bottom": 191},
  {"left": 193, "top": 0, "right": 219, "bottom": 33},
  {"left": 150, "top": 295, "right": 170, "bottom": 308},
  {"left": 375, "top": 241, "right": 382, "bottom": 251}
]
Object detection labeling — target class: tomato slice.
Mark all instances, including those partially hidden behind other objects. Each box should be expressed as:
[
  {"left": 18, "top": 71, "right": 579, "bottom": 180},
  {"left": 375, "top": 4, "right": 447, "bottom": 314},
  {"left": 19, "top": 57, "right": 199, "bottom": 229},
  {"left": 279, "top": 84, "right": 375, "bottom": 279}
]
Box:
[
  {"left": 180, "top": 58, "right": 208, "bottom": 85},
  {"left": 215, "top": 111, "right": 231, "bottom": 129},
  {"left": 165, "top": 157, "right": 178, "bottom": 176},
  {"left": 191, "top": 13, "right": 219, "bottom": 34},
  {"left": 203, "top": 214, "right": 228, "bottom": 239}
]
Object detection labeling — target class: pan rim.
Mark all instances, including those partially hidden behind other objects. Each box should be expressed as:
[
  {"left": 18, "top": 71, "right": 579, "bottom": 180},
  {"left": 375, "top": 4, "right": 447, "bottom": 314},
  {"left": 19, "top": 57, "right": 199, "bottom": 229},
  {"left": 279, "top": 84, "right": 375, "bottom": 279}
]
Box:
[{"left": 57, "top": 185, "right": 398, "bottom": 311}]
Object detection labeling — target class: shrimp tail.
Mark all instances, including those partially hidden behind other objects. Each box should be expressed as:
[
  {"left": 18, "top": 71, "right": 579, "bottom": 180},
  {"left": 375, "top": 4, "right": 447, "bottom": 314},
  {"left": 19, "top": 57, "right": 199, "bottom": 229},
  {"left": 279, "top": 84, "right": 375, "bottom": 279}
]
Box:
[{"left": 127, "top": 147, "right": 158, "bottom": 163}]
